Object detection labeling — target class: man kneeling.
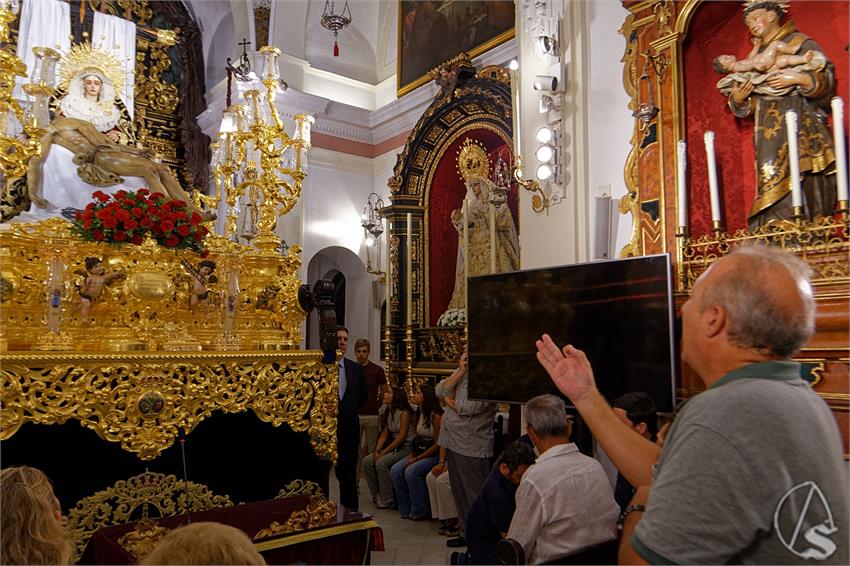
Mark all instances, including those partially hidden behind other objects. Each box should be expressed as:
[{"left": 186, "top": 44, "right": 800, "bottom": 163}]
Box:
[{"left": 507, "top": 394, "right": 619, "bottom": 563}]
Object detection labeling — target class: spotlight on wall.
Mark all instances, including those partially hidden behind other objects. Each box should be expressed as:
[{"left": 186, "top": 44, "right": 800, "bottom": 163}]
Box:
[
  {"left": 538, "top": 93, "right": 560, "bottom": 114},
  {"left": 535, "top": 126, "right": 554, "bottom": 144},
  {"left": 533, "top": 75, "right": 558, "bottom": 92},
  {"left": 535, "top": 144, "right": 555, "bottom": 163},
  {"left": 536, "top": 163, "right": 553, "bottom": 181},
  {"left": 509, "top": 59, "right": 519, "bottom": 71},
  {"left": 534, "top": 35, "right": 558, "bottom": 57}
]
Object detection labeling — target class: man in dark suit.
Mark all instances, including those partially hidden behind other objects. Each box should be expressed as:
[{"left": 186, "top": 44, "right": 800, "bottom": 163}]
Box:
[{"left": 334, "top": 326, "right": 367, "bottom": 511}]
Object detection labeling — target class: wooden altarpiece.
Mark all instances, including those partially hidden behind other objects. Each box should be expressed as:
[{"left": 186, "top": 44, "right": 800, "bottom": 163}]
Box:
[
  {"left": 620, "top": 0, "right": 848, "bottom": 449},
  {"left": 383, "top": 56, "right": 515, "bottom": 387}
]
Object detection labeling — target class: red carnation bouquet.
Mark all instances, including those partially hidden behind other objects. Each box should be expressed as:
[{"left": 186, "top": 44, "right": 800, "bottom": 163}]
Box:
[{"left": 72, "top": 189, "right": 209, "bottom": 253}]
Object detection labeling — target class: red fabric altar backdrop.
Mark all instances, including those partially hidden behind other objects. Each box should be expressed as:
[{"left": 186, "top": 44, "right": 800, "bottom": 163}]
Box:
[
  {"left": 683, "top": 1, "right": 849, "bottom": 236},
  {"left": 428, "top": 130, "right": 518, "bottom": 326}
]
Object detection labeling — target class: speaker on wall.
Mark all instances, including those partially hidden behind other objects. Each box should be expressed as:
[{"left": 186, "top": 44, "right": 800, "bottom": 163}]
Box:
[{"left": 593, "top": 194, "right": 612, "bottom": 260}]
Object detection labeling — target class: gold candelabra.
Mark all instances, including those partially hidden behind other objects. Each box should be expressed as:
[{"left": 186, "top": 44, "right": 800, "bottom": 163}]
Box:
[
  {"left": 0, "top": 1, "right": 50, "bottom": 181},
  {"left": 201, "top": 46, "right": 314, "bottom": 252}
]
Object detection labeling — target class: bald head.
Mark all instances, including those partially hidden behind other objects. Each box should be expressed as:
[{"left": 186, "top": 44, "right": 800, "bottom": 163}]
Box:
[{"left": 698, "top": 244, "right": 814, "bottom": 358}]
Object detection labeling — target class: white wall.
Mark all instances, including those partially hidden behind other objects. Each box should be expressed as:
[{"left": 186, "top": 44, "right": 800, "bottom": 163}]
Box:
[
  {"left": 298, "top": 146, "right": 400, "bottom": 351},
  {"left": 518, "top": 0, "right": 633, "bottom": 270},
  {"left": 305, "top": 246, "right": 370, "bottom": 354},
  {"left": 586, "top": 0, "right": 634, "bottom": 258}
]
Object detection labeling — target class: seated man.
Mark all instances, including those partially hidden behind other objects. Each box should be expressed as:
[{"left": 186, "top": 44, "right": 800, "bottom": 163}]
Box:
[
  {"left": 507, "top": 394, "right": 619, "bottom": 564},
  {"left": 609, "top": 391, "right": 658, "bottom": 510},
  {"left": 449, "top": 440, "right": 536, "bottom": 565}
]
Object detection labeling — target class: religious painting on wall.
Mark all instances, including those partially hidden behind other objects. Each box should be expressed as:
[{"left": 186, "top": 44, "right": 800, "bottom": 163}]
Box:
[{"left": 398, "top": 0, "right": 514, "bottom": 96}]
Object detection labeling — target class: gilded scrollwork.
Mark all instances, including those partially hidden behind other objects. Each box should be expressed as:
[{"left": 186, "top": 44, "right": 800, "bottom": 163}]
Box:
[
  {"left": 275, "top": 479, "right": 325, "bottom": 499},
  {"left": 0, "top": 221, "right": 305, "bottom": 351},
  {"left": 66, "top": 471, "right": 232, "bottom": 560},
  {"left": 418, "top": 328, "right": 465, "bottom": 363},
  {"left": 253, "top": 496, "right": 338, "bottom": 540},
  {"left": 0, "top": 351, "right": 336, "bottom": 461},
  {"left": 134, "top": 37, "right": 180, "bottom": 114},
  {"left": 679, "top": 216, "right": 849, "bottom": 291}
]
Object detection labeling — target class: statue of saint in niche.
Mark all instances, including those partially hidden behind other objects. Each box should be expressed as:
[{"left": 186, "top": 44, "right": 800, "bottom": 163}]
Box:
[
  {"left": 716, "top": 0, "right": 837, "bottom": 227},
  {"left": 438, "top": 142, "right": 519, "bottom": 327}
]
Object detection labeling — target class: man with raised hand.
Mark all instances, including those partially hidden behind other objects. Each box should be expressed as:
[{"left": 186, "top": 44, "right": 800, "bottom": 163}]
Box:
[{"left": 536, "top": 244, "right": 848, "bottom": 564}]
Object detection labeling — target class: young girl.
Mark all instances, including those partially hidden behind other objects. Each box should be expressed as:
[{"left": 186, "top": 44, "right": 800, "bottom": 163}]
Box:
[
  {"left": 1, "top": 466, "right": 73, "bottom": 565},
  {"left": 361, "top": 386, "right": 412, "bottom": 508},
  {"left": 390, "top": 384, "right": 444, "bottom": 519}
]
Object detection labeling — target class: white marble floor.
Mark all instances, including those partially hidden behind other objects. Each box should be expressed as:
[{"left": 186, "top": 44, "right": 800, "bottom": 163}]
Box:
[{"left": 328, "top": 469, "right": 462, "bottom": 565}]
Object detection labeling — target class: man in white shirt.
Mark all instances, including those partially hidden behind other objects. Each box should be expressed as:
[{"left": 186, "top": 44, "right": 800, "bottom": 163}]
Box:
[{"left": 507, "top": 394, "right": 619, "bottom": 564}]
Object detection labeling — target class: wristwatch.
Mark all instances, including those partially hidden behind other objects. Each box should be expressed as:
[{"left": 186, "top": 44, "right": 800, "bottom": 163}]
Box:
[{"left": 619, "top": 503, "right": 646, "bottom": 525}]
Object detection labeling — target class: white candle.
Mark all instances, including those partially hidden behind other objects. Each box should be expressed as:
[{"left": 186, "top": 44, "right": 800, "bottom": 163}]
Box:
[
  {"left": 489, "top": 204, "right": 496, "bottom": 273},
  {"left": 785, "top": 110, "right": 802, "bottom": 209},
  {"left": 831, "top": 97, "right": 848, "bottom": 204},
  {"left": 462, "top": 199, "right": 469, "bottom": 309},
  {"left": 510, "top": 65, "right": 522, "bottom": 158},
  {"left": 676, "top": 140, "right": 688, "bottom": 229},
  {"left": 406, "top": 213, "right": 412, "bottom": 326},
  {"left": 703, "top": 131, "right": 722, "bottom": 223},
  {"left": 385, "top": 218, "right": 391, "bottom": 327}
]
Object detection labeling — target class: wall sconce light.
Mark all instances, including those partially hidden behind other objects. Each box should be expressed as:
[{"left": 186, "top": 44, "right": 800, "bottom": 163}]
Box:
[{"left": 361, "top": 192, "right": 386, "bottom": 282}]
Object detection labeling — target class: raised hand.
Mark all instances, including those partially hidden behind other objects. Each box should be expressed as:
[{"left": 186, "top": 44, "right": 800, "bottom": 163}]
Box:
[{"left": 534, "top": 334, "right": 597, "bottom": 404}]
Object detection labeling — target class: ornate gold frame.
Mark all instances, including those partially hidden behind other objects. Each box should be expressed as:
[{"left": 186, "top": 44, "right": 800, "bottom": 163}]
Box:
[{"left": 1, "top": 350, "right": 336, "bottom": 461}]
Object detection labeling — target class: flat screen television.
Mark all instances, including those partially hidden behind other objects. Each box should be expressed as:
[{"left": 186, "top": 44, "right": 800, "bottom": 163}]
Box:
[{"left": 467, "top": 253, "right": 677, "bottom": 413}]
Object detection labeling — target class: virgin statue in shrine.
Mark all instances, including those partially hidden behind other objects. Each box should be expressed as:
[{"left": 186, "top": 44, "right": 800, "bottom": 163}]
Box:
[
  {"left": 11, "top": 43, "right": 207, "bottom": 222},
  {"left": 438, "top": 142, "right": 519, "bottom": 327}
]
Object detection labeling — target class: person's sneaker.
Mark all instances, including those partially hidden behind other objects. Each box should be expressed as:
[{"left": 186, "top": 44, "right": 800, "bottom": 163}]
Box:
[
  {"left": 439, "top": 525, "right": 461, "bottom": 536},
  {"left": 446, "top": 535, "right": 466, "bottom": 548},
  {"left": 375, "top": 499, "right": 395, "bottom": 509}
]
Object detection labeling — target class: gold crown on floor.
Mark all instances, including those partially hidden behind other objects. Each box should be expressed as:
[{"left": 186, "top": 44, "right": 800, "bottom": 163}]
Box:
[{"left": 59, "top": 42, "right": 128, "bottom": 92}]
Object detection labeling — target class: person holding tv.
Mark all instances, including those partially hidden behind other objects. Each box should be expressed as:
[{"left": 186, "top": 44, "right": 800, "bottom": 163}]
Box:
[{"left": 535, "top": 244, "right": 848, "bottom": 564}]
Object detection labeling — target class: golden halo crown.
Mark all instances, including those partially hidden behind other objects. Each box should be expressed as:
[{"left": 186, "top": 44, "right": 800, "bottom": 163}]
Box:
[
  {"left": 742, "top": 1, "right": 790, "bottom": 15},
  {"left": 59, "top": 42, "right": 127, "bottom": 93},
  {"left": 456, "top": 138, "right": 490, "bottom": 182}
]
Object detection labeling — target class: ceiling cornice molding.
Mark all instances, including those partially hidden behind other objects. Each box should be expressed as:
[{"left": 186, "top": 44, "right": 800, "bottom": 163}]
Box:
[{"left": 197, "top": 38, "right": 517, "bottom": 148}]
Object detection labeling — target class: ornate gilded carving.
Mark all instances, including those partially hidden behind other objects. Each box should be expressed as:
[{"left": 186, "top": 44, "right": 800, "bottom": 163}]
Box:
[
  {"left": 0, "top": 220, "right": 305, "bottom": 350},
  {"left": 117, "top": 517, "right": 170, "bottom": 562},
  {"left": 0, "top": 351, "right": 336, "bottom": 461},
  {"left": 418, "top": 328, "right": 465, "bottom": 363},
  {"left": 254, "top": 496, "right": 337, "bottom": 540},
  {"left": 134, "top": 37, "right": 180, "bottom": 114},
  {"left": 275, "top": 479, "right": 325, "bottom": 499},
  {"left": 679, "top": 216, "right": 849, "bottom": 291},
  {"left": 66, "top": 471, "right": 232, "bottom": 560}
]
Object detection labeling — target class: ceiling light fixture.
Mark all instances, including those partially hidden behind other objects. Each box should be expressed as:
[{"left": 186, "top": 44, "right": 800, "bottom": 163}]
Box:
[{"left": 321, "top": 0, "right": 352, "bottom": 57}]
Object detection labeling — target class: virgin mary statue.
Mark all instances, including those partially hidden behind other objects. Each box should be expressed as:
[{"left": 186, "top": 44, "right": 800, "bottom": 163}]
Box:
[{"left": 437, "top": 145, "right": 519, "bottom": 327}]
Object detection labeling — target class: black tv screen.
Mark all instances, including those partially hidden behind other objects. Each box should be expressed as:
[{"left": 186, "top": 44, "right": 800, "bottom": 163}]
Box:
[{"left": 467, "top": 254, "right": 677, "bottom": 413}]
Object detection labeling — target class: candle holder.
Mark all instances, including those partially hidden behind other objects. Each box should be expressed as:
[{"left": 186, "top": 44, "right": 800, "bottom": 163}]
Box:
[
  {"left": 711, "top": 220, "right": 725, "bottom": 234},
  {"left": 675, "top": 226, "right": 689, "bottom": 238},
  {"left": 384, "top": 323, "right": 394, "bottom": 386},
  {"left": 791, "top": 205, "right": 805, "bottom": 221},
  {"left": 404, "top": 325, "right": 414, "bottom": 383},
  {"left": 836, "top": 200, "right": 849, "bottom": 216}
]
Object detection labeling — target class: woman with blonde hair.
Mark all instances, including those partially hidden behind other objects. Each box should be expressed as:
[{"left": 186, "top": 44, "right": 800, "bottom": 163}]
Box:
[{"left": 1, "top": 466, "right": 73, "bottom": 565}]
